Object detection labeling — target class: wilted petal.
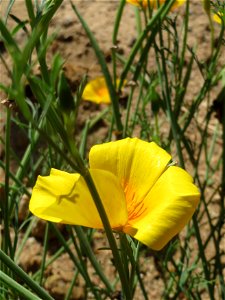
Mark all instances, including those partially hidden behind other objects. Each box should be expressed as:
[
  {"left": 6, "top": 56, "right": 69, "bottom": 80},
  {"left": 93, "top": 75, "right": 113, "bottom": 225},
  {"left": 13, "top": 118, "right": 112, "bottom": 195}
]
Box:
[
  {"left": 29, "top": 168, "right": 128, "bottom": 228},
  {"left": 123, "top": 166, "right": 200, "bottom": 250},
  {"left": 89, "top": 138, "right": 171, "bottom": 213}
]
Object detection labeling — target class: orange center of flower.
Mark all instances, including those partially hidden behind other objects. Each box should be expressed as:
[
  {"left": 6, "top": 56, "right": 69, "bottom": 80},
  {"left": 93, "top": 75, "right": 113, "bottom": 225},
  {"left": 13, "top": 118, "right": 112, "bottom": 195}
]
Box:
[
  {"left": 123, "top": 183, "right": 147, "bottom": 222},
  {"left": 96, "top": 87, "right": 108, "bottom": 97}
]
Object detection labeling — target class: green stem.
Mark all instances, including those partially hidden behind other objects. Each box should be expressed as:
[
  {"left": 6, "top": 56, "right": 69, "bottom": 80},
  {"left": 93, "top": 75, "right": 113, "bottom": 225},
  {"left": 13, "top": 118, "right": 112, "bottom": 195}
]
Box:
[
  {"left": 8, "top": 130, "right": 40, "bottom": 218},
  {"left": 82, "top": 170, "right": 132, "bottom": 300},
  {"left": 74, "top": 226, "right": 114, "bottom": 293},
  {"left": 178, "top": 0, "right": 189, "bottom": 81},
  {"left": 157, "top": 21, "right": 184, "bottom": 167},
  {"left": 32, "top": 239, "right": 73, "bottom": 281},
  {"left": 49, "top": 223, "right": 101, "bottom": 300},
  {"left": 123, "top": 86, "right": 135, "bottom": 137},
  {"left": 182, "top": 24, "right": 224, "bottom": 134},
  {"left": 3, "top": 108, "right": 12, "bottom": 258},
  {"left": 192, "top": 216, "right": 214, "bottom": 300},
  {"left": 118, "top": 0, "right": 176, "bottom": 92},
  {"left": 220, "top": 86, "right": 225, "bottom": 299},
  {"left": 15, "top": 217, "right": 35, "bottom": 263},
  {"left": 203, "top": 0, "right": 214, "bottom": 55},
  {"left": 39, "top": 222, "right": 49, "bottom": 286},
  {"left": 64, "top": 269, "right": 79, "bottom": 300},
  {"left": 0, "top": 250, "right": 54, "bottom": 300},
  {"left": 0, "top": 160, "right": 31, "bottom": 197},
  {"left": 134, "top": 6, "right": 142, "bottom": 38},
  {"left": 112, "top": 0, "right": 126, "bottom": 85},
  {"left": 0, "top": 271, "right": 41, "bottom": 300},
  {"left": 71, "top": 1, "right": 123, "bottom": 136},
  {"left": 222, "top": 86, "right": 225, "bottom": 209}
]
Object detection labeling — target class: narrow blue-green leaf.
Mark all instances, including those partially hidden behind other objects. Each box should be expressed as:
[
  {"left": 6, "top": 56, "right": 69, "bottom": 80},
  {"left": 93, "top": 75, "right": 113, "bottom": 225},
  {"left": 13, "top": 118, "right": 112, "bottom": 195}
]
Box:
[
  {"left": 74, "top": 226, "right": 114, "bottom": 293},
  {"left": 9, "top": 14, "right": 29, "bottom": 35},
  {"left": 21, "top": 0, "right": 63, "bottom": 70},
  {"left": 25, "top": 0, "right": 36, "bottom": 28},
  {"left": 119, "top": 0, "right": 176, "bottom": 90},
  {"left": 71, "top": 1, "right": 123, "bottom": 135},
  {"left": 0, "top": 271, "right": 41, "bottom": 300},
  {"left": 50, "top": 53, "right": 64, "bottom": 88},
  {"left": 0, "top": 18, "right": 21, "bottom": 56},
  {"left": 0, "top": 250, "right": 54, "bottom": 300},
  {"left": 49, "top": 223, "right": 101, "bottom": 300},
  {"left": 3, "top": 0, "right": 15, "bottom": 23}
]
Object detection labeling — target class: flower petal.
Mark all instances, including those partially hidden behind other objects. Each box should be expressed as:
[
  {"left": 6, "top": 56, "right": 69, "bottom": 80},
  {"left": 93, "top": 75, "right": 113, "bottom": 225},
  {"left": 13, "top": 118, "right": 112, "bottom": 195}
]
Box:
[
  {"left": 123, "top": 166, "right": 200, "bottom": 250},
  {"left": 29, "top": 168, "right": 128, "bottom": 228},
  {"left": 82, "top": 77, "right": 111, "bottom": 104},
  {"left": 82, "top": 77, "right": 122, "bottom": 104},
  {"left": 126, "top": 0, "right": 185, "bottom": 9},
  {"left": 213, "top": 13, "right": 222, "bottom": 24},
  {"left": 171, "top": 0, "right": 186, "bottom": 9},
  {"left": 89, "top": 138, "right": 171, "bottom": 210}
]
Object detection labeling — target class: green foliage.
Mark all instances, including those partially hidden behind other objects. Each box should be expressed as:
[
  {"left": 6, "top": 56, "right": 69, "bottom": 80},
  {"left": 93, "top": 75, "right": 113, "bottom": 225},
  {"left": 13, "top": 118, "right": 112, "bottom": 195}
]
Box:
[{"left": 0, "top": 0, "right": 224, "bottom": 299}]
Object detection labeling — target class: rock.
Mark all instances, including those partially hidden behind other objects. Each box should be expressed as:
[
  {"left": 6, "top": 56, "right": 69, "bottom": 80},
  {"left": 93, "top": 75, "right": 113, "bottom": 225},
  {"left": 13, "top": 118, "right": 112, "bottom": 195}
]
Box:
[{"left": 19, "top": 237, "right": 43, "bottom": 272}]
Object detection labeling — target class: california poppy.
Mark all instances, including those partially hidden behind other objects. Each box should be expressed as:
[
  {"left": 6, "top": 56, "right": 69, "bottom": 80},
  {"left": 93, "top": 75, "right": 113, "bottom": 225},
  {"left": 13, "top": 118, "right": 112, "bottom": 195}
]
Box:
[
  {"left": 126, "top": 0, "right": 185, "bottom": 9},
  {"left": 29, "top": 138, "right": 200, "bottom": 250},
  {"left": 82, "top": 77, "right": 120, "bottom": 104}
]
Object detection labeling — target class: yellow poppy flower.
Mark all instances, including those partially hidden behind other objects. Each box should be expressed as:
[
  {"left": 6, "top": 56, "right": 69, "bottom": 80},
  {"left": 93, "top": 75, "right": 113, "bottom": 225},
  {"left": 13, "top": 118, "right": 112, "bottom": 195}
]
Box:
[
  {"left": 82, "top": 77, "right": 120, "bottom": 104},
  {"left": 29, "top": 138, "right": 200, "bottom": 250},
  {"left": 126, "top": 0, "right": 185, "bottom": 9}
]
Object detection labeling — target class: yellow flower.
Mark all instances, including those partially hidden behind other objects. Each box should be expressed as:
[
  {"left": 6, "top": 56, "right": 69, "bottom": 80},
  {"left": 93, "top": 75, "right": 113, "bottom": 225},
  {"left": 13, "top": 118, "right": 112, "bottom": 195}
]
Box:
[
  {"left": 29, "top": 138, "right": 200, "bottom": 250},
  {"left": 82, "top": 77, "right": 120, "bottom": 104},
  {"left": 213, "top": 12, "right": 223, "bottom": 24},
  {"left": 126, "top": 0, "right": 185, "bottom": 9}
]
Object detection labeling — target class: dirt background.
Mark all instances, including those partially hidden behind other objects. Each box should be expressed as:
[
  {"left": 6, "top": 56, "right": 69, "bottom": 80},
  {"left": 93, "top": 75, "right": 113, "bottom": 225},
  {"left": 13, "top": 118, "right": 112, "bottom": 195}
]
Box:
[{"left": 0, "top": 1, "right": 224, "bottom": 299}]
